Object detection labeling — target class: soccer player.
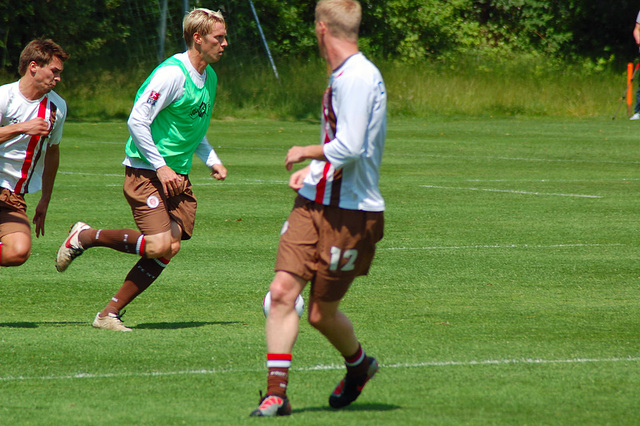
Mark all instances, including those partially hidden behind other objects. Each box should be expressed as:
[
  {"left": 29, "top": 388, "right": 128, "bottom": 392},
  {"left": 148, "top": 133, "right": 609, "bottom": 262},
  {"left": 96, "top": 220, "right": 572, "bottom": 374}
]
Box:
[
  {"left": 250, "top": 0, "right": 387, "bottom": 417},
  {"left": 0, "top": 39, "right": 69, "bottom": 267},
  {"left": 55, "top": 8, "right": 228, "bottom": 331}
]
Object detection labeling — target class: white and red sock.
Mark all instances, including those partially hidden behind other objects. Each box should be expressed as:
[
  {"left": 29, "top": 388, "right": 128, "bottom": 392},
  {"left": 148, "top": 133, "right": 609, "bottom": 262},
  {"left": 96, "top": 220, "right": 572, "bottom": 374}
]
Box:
[{"left": 267, "top": 353, "right": 292, "bottom": 397}]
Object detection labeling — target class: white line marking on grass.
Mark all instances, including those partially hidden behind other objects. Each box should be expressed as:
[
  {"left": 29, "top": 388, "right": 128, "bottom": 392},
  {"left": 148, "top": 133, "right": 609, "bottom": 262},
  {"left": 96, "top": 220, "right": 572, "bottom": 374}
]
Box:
[
  {"left": 387, "top": 243, "right": 622, "bottom": 251},
  {"left": 391, "top": 152, "right": 640, "bottom": 165},
  {"left": 102, "top": 181, "right": 289, "bottom": 187},
  {"left": 381, "top": 243, "right": 622, "bottom": 251},
  {"left": 191, "top": 180, "right": 289, "bottom": 186},
  {"left": 385, "top": 356, "right": 640, "bottom": 368},
  {"left": 2, "top": 357, "right": 638, "bottom": 382},
  {"left": 420, "top": 185, "right": 602, "bottom": 198},
  {"left": 75, "top": 140, "right": 288, "bottom": 152},
  {"left": 491, "top": 156, "right": 640, "bottom": 165},
  {"left": 60, "top": 171, "right": 122, "bottom": 177},
  {"left": 466, "top": 178, "right": 640, "bottom": 183}
]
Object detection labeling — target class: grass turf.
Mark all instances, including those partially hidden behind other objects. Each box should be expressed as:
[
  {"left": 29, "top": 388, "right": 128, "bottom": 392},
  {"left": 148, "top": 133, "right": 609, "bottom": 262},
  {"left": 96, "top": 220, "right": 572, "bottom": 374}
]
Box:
[{"left": 1, "top": 117, "right": 639, "bottom": 424}]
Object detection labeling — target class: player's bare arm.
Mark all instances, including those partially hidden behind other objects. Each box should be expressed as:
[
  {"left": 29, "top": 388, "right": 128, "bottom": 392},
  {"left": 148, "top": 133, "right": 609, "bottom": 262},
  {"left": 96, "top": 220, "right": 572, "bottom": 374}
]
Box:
[
  {"left": 33, "top": 144, "right": 59, "bottom": 237},
  {"left": 0, "top": 117, "right": 50, "bottom": 143},
  {"left": 285, "top": 145, "right": 326, "bottom": 171}
]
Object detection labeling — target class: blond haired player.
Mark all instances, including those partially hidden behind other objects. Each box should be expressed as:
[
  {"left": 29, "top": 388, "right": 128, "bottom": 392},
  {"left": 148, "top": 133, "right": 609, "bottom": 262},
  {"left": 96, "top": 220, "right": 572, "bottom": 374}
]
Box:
[
  {"left": 0, "top": 39, "right": 69, "bottom": 267},
  {"left": 251, "top": 0, "right": 387, "bottom": 416},
  {"left": 56, "top": 9, "right": 228, "bottom": 331}
]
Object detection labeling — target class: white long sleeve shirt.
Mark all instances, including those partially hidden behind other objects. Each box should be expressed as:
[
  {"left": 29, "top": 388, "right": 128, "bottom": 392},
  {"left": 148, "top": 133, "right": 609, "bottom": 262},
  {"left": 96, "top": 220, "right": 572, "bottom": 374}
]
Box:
[{"left": 298, "top": 53, "right": 387, "bottom": 212}]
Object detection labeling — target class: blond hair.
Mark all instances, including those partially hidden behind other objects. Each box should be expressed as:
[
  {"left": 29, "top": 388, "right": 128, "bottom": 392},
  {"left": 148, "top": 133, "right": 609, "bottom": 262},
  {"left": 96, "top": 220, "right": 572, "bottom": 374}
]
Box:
[
  {"left": 183, "top": 8, "right": 226, "bottom": 48},
  {"left": 315, "top": 0, "right": 361, "bottom": 42}
]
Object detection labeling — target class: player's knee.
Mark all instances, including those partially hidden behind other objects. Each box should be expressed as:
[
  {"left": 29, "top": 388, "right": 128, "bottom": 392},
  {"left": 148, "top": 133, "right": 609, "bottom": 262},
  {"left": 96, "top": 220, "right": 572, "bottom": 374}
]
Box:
[
  {"left": 143, "top": 234, "right": 172, "bottom": 258},
  {"left": 170, "top": 240, "right": 181, "bottom": 257},
  {"left": 1, "top": 244, "right": 31, "bottom": 266},
  {"left": 268, "top": 282, "right": 287, "bottom": 302},
  {"left": 308, "top": 314, "right": 330, "bottom": 331},
  {"left": 307, "top": 300, "right": 342, "bottom": 331},
  {"left": 267, "top": 284, "right": 297, "bottom": 315},
  {"left": 144, "top": 245, "right": 169, "bottom": 258},
  {"left": 269, "top": 279, "right": 298, "bottom": 306},
  {"left": 307, "top": 305, "right": 330, "bottom": 329}
]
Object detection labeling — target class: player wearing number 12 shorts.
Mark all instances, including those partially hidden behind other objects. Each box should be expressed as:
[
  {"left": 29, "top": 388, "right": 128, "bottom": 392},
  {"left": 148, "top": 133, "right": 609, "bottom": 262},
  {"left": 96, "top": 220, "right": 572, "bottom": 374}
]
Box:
[{"left": 251, "top": 0, "right": 386, "bottom": 417}]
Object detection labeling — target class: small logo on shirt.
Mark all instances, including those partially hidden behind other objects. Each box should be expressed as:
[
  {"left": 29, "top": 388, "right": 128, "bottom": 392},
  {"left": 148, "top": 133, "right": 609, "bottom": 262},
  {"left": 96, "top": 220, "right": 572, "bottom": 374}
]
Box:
[
  {"left": 147, "top": 91, "right": 161, "bottom": 106},
  {"left": 147, "top": 195, "right": 160, "bottom": 209},
  {"left": 190, "top": 101, "right": 208, "bottom": 118},
  {"left": 45, "top": 101, "right": 58, "bottom": 140}
]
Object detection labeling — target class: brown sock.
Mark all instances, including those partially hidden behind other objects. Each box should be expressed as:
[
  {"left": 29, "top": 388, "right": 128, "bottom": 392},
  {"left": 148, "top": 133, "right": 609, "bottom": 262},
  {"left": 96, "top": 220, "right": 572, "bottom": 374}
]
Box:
[
  {"left": 100, "top": 257, "right": 169, "bottom": 316},
  {"left": 266, "top": 354, "right": 292, "bottom": 397},
  {"left": 80, "top": 228, "right": 144, "bottom": 255},
  {"left": 344, "top": 344, "right": 369, "bottom": 378}
]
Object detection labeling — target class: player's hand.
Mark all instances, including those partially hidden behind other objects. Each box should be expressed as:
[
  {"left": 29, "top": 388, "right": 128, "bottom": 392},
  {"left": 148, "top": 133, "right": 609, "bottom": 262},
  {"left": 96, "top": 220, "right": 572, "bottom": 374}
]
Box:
[
  {"left": 285, "top": 146, "right": 306, "bottom": 171},
  {"left": 22, "top": 118, "right": 50, "bottom": 137},
  {"left": 32, "top": 198, "right": 49, "bottom": 238},
  {"left": 211, "top": 164, "right": 227, "bottom": 181},
  {"left": 156, "top": 165, "right": 184, "bottom": 198},
  {"left": 289, "top": 166, "right": 310, "bottom": 191}
]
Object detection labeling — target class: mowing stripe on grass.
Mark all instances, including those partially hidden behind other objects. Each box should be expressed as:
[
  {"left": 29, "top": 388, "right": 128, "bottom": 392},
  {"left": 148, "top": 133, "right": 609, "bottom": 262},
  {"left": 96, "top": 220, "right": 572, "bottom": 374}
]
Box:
[
  {"left": 420, "top": 185, "right": 602, "bottom": 198},
  {"left": 60, "top": 171, "right": 288, "bottom": 186},
  {"left": 2, "top": 356, "right": 638, "bottom": 382}
]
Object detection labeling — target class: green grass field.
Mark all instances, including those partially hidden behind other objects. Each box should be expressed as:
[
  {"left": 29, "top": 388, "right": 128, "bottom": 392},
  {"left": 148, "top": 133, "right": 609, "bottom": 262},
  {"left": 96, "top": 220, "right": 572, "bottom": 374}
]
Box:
[{"left": 1, "top": 117, "right": 639, "bottom": 425}]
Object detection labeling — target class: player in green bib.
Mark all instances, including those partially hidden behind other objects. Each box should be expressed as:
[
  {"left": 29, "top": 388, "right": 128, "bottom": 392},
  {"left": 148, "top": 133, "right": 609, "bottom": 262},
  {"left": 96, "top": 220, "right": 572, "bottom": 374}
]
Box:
[
  {"left": 56, "top": 9, "right": 228, "bottom": 332},
  {"left": 125, "top": 55, "right": 217, "bottom": 175}
]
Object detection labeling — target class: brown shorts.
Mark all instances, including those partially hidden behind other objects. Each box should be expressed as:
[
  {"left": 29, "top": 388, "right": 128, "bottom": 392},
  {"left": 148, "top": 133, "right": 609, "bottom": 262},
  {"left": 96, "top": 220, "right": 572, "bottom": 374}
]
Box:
[
  {"left": 123, "top": 167, "right": 197, "bottom": 240},
  {"left": 275, "top": 195, "right": 384, "bottom": 302},
  {"left": 0, "top": 188, "right": 30, "bottom": 238}
]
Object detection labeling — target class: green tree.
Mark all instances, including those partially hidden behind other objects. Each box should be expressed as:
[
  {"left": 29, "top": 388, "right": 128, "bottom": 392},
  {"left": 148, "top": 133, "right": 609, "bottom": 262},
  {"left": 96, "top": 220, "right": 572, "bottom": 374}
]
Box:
[
  {"left": 2, "top": 0, "right": 640, "bottom": 73},
  {"left": 0, "top": 0, "right": 177, "bottom": 74}
]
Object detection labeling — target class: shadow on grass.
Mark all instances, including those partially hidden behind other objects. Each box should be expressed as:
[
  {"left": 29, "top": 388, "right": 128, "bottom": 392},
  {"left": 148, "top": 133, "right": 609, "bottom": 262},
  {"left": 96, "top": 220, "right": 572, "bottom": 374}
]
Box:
[
  {"left": 134, "top": 321, "right": 240, "bottom": 330},
  {"left": 0, "top": 321, "right": 85, "bottom": 328},
  {"left": 0, "top": 321, "right": 240, "bottom": 329},
  {"left": 293, "top": 402, "right": 401, "bottom": 414}
]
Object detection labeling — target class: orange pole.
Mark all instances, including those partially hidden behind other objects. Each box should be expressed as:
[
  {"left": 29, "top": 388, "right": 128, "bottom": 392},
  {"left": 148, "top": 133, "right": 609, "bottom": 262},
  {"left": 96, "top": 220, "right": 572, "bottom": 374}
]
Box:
[{"left": 628, "top": 62, "right": 634, "bottom": 116}]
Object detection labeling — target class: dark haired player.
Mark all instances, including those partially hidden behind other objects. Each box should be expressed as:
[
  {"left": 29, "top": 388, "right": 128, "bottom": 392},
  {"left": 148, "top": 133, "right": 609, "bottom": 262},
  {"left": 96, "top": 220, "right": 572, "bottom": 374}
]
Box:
[{"left": 0, "top": 39, "right": 69, "bottom": 267}]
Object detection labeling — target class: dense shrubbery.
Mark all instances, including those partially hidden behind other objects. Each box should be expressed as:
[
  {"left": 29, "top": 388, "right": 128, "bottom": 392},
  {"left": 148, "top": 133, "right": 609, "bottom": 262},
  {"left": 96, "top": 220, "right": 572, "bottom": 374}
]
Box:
[
  {"left": 1, "top": 0, "right": 639, "bottom": 75},
  {"left": 0, "top": 1, "right": 631, "bottom": 121}
]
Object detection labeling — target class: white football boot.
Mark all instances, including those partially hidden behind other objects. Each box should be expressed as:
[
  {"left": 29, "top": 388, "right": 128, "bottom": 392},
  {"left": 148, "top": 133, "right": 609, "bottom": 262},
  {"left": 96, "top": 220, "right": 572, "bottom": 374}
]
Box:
[{"left": 55, "top": 221, "right": 90, "bottom": 272}]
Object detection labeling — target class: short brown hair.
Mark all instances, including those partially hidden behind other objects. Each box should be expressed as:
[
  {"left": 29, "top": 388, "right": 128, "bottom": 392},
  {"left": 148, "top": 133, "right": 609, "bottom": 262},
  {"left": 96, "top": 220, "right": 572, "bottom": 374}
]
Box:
[
  {"left": 183, "top": 8, "right": 226, "bottom": 48},
  {"left": 316, "top": 0, "right": 361, "bottom": 42},
  {"left": 18, "top": 39, "right": 70, "bottom": 76}
]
